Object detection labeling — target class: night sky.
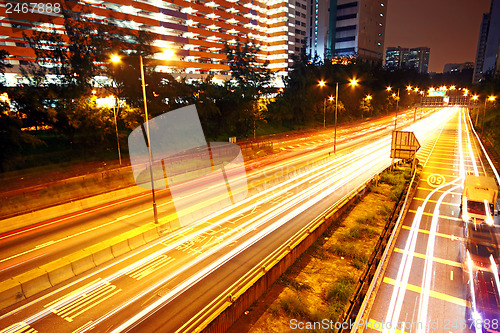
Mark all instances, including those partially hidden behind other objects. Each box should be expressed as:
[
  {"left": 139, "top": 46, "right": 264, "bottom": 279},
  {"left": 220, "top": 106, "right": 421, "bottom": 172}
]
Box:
[{"left": 385, "top": 0, "right": 491, "bottom": 73}]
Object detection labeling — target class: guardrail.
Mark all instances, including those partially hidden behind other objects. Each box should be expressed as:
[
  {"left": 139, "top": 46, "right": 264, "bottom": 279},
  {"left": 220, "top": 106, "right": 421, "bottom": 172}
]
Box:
[{"left": 179, "top": 164, "right": 393, "bottom": 333}]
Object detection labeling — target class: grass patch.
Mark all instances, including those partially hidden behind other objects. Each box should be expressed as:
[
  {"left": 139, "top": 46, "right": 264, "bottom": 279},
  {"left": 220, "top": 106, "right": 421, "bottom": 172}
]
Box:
[
  {"left": 351, "top": 259, "right": 365, "bottom": 270},
  {"left": 356, "top": 213, "right": 377, "bottom": 225},
  {"left": 326, "top": 276, "right": 356, "bottom": 304},
  {"left": 279, "top": 295, "right": 309, "bottom": 319},
  {"left": 378, "top": 205, "right": 392, "bottom": 218},
  {"left": 339, "top": 225, "right": 377, "bottom": 241},
  {"left": 391, "top": 183, "right": 405, "bottom": 201},
  {"left": 328, "top": 243, "right": 368, "bottom": 263},
  {"left": 269, "top": 303, "right": 280, "bottom": 317}
]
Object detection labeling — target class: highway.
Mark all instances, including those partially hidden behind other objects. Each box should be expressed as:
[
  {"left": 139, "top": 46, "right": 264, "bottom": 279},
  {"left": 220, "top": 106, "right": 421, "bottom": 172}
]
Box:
[
  {"left": 0, "top": 109, "right": 422, "bottom": 281},
  {"left": 0, "top": 108, "right": 451, "bottom": 332},
  {"left": 361, "top": 108, "right": 500, "bottom": 333}
]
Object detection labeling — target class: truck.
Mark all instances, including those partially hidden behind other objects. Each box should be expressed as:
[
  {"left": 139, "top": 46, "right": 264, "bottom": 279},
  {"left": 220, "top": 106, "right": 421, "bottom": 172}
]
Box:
[{"left": 461, "top": 175, "right": 498, "bottom": 225}]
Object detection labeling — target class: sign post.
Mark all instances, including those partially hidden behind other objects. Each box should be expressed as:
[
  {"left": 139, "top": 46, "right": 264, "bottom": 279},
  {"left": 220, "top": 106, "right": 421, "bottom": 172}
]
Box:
[{"left": 391, "top": 131, "right": 421, "bottom": 172}]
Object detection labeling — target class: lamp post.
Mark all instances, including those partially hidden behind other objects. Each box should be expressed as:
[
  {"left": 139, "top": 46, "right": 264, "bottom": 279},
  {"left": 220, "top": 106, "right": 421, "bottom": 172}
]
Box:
[
  {"left": 111, "top": 51, "right": 173, "bottom": 224},
  {"left": 395, "top": 88, "right": 400, "bottom": 129},
  {"left": 333, "top": 78, "right": 358, "bottom": 153},
  {"left": 319, "top": 80, "right": 327, "bottom": 128},
  {"left": 111, "top": 94, "right": 122, "bottom": 165},
  {"left": 472, "top": 95, "right": 479, "bottom": 125},
  {"left": 334, "top": 82, "right": 338, "bottom": 153},
  {"left": 482, "top": 95, "right": 497, "bottom": 136}
]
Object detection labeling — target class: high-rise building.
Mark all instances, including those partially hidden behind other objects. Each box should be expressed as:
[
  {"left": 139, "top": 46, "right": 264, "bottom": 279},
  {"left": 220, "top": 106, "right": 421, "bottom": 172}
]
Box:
[
  {"left": 0, "top": 0, "right": 308, "bottom": 87},
  {"left": 408, "top": 47, "right": 430, "bottom": 74},
  {"left": 385, "top": 46, "right": 409, "bottom": 69},
  {"left": 384, "top": 46, "right": 430, "bottom": 74},
  {"left": 473, "top": 0, "right": 500, "bottom": 83},
  {"left": 443, "top": 62, "right": 474, "bottom": 73},
  {"left": 306, "top": 0, "right": 387, "bottom": 64}
]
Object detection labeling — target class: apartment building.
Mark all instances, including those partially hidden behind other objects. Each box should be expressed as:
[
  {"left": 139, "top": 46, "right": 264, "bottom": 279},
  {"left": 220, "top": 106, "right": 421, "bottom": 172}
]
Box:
[
  {"left": 0, "top": 0, "right": 308, "bottom": 87},
  {"left": 306, "top": 0, "right": 387, "bottom": 64},
  {"left": 384, "top": 46, "right": 430, "bottom": 74}
]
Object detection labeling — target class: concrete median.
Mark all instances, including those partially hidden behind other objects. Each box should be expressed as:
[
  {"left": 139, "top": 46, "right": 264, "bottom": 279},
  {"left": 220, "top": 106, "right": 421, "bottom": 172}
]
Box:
[
  {"left": 128, "top": 233, "right": 146, "bottom": 250},
  {"left": 0, "top": 279, "right": 24, "bottom": 310},
  {"left": 92, "top": 247, "right": 114, "bottom": 266},
  {"left": 0, "top": 219, "right": 173, "bottom": 310},
  {"left": 19, "top": 267, "right": 52, "bottom": 299},
  {"left": 45, "top": 259, "right": 75, "bottom": 286},
  {"left": 69, "top": 250, "right": 97, "bottom": 276},
  {"left": 111, "top": 240, "right": 131, "bottom": 258}
]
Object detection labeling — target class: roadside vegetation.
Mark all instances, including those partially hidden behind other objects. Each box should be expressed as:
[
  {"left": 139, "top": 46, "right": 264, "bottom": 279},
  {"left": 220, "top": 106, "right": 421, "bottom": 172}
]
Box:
[{"left": 227, "top": 166, "right": 413, "bottom": 333}]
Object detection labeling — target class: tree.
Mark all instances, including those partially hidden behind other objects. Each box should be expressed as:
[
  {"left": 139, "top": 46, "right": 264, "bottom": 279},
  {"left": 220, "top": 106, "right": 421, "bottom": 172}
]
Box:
[
  {"left": 360, "top": 97, "right": 373, "bottom": 119},
  {"left": 223, "top": 38, "right": 272, "bottom": 94},
  {"left": 0, "top": 49, "right": 12, "bottom": 87},
  {"left": 221, "top": 38, "right": 272, "bottom": 136},
  {"left": 0, "top": 103, "right": 44, "bottom": 172},
  {"left": 23, "top": 12, "right": 122, "bottom": 98}
]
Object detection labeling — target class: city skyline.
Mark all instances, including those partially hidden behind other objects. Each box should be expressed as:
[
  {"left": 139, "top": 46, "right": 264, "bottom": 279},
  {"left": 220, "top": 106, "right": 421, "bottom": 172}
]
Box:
[{"left": 385, "top": 0, "right": 491, "bottom": 73}]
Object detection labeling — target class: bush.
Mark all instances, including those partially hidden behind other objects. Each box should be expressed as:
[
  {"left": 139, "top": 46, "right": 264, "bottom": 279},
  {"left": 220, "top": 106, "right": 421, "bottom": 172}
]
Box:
[
  {"left": 280, "top": 295, "right": 309, "bottom": 319},
  {"left": 328, "top": 243, "right": 368, "bottom": 262},
  {"left": 391, "top": 183, "right": 405, "bottom": 201},
  {"left": 351, "top": 259, "right": 365, "bottom": 270},
  {"left": 326, "top": 276, "right": 356, "bottom": 303},
  {"left": 378, "top": 205, "right": 392, "bottom": 217},
  {"left": 356, "top": 213, "right": 376, "bottom": 225}
]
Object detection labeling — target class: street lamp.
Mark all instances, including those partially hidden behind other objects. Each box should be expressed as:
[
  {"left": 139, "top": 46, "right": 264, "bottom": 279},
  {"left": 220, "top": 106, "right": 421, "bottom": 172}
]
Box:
[
  {"left": 111, "top": 49, "right": 174, "bottom": 224},
  {"left": 471, "top": 95, "right": 480, "bottom": 125},
  {"left": 332, "top": 78, "right": 358, "bottom": 153},
  {"left": 394, "top": 88, "right": 400, "bottom": 129},
  {"left": 110, "top": 95, "right": 122, "bottom": 165},
  {"left": 482, "top": 95, "right": 497, "bottom": 136}
]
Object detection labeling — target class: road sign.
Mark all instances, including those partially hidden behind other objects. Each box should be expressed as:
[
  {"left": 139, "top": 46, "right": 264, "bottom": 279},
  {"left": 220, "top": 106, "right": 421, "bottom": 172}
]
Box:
[{"left": 391, "top": 131, "right": 420, "bottom": 159}]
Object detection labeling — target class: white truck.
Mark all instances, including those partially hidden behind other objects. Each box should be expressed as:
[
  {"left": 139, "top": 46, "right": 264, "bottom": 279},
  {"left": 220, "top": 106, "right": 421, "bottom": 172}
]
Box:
[{"left": 461, "top": 175, "right": 498, "bottom": 225}]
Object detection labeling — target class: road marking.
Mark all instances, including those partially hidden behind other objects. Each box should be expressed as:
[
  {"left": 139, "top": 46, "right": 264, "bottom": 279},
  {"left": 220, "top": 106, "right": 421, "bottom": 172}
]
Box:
[
  {"left": 383, "top": 277, "right": 466, "bottom": 306},
  {"left": 412, "top": 197, "right": 459, "bottom": 207},
  {"left": 35, "top": 240, "right": 55, "bottom": 249},
  {"left": 0, "top": 322, "right": 37, "bottom": 333},
  {"left": 450, "top": 271, "right": 454, "bottom": 281},
  {"left": 394, "top": 248, "right": 461, "bottom": 267},
  {"left": 408, "top": 209, "right": 461, "bottom": 221},
  {"left": 401, "top": 225, "right": 464, "bottom": 241},
  {"left": 416, "top": 187, "right": 461, "bottom": 195},
  {"left": 127, "top": 255, "right": 175, "bottom": 281},
  {"left": 45, "top": 281, "right": 121, "bottom": 322}
]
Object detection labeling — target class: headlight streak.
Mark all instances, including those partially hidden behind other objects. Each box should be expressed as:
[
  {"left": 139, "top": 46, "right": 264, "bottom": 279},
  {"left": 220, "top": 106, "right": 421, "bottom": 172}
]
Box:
[
  {"left": 3, "top": 132, "right": 392, "bottom": 330},
  {"left": 97, "top": 154, "right": 389, "bottom": 332},
  {"left": 467, "top": 250, "right": 483, "bottom": 333},
  {"left": 0, "top": 136, "right": 388, "bottom": 322},
  {"left": 463, "top": 196, "right": 470, "bottom": 222},
  {"left": 463, "top": 109, "right": 479, "bottom": 176},
  {"left": 489, "top": 255, "right": 500, "bottom": 298},
  {"left": 484, "top": 200, "right": 494, "bottom": 226},
  {"left": 110, "top": 109, "right": 454, "bottom": 332},
  {"left": 417, "top": 184, "right": 462, "bottom": 332},
  {"left": 382, "top": 108, "right": 465, "bottom": 333},
  {"left": 466, "top": 110, "right": 500, "bottom": 185},
  {"left": 1, "top": 108, "right": 453, "bottom": 331},
  {"left": 382, "top": 206, "right": 423, "bottom": 333}
]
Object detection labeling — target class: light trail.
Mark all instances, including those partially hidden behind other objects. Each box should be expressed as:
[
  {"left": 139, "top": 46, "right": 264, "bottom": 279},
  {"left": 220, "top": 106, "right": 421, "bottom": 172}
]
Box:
[
  {"left": 383, "top": 108, "right": 464, "bottom": 333},
  {"left": 0, "top": 108, "right": 454, "bottom": 332}
]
